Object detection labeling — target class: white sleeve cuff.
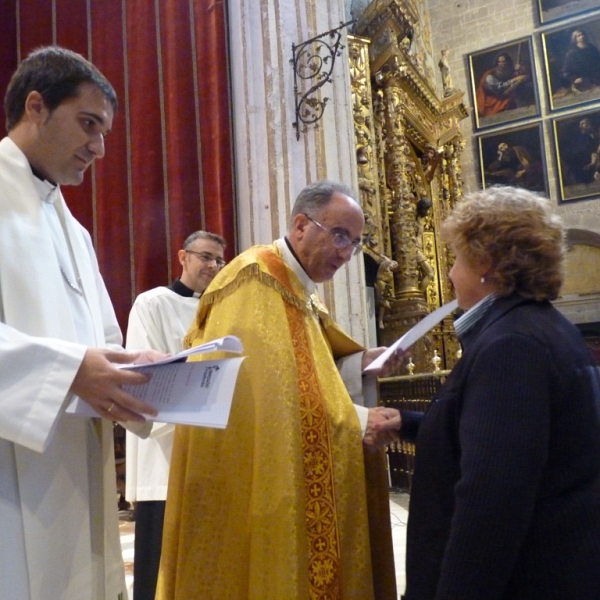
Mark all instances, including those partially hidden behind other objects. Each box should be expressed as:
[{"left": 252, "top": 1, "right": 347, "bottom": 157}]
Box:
[
  {"left": 354, "top": 403, "right": 369, "bottom": 438},
  {"left": 337, "top": 351, "right": 364, "bottom": 405}
]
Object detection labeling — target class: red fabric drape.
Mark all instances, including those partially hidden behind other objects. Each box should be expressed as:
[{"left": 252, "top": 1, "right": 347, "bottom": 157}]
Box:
[
  {"left": 0, "top": 0, "right": 17, "bottom": 131},
  {"left": 0, "top": 0, "right": 235, "bottom": 333},
  {"left": 192, "top": 0, "right": 236, "bottom": 238}
]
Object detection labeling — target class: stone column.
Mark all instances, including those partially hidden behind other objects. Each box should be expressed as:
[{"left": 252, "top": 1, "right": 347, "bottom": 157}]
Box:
[{"left": 228, "top": 0, "right": 369, "bottom": 343}]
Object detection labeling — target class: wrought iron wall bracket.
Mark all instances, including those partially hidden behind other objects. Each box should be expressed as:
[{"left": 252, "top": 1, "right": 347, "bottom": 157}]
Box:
[{"left": 290, "top": 19, "right": 356, "bottom": 140}]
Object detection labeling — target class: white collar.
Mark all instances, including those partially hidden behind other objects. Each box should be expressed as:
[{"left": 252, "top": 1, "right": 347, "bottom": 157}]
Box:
[
  {"left": 274, "top": 237, "right": 316, "bottom": 295},
  {"left": 31, "top": 173, "right": 59, "bottom": 205}
]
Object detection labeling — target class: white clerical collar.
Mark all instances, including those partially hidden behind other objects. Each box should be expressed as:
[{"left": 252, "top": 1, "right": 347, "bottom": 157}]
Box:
[
  {"left": 31, "top": 171, "right": 59, "bottom": 205},
  {"left": 274, "top": 237, "right": 316, "bottom": 295}
]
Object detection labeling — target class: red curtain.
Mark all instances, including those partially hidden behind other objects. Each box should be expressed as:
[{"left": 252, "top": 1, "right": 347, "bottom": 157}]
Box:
[{"left": 0, "top": 0, "right": 235, "bottom": 333}]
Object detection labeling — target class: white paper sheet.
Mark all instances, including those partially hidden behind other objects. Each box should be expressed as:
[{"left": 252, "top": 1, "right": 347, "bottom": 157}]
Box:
[{"left": 363, "top": 299, "right": 458, "bottom": 373}]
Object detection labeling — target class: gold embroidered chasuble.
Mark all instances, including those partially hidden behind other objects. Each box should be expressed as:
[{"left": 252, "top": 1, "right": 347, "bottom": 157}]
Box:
[{"left": 157, "top": 243, "right": 396, "bottom": 600}]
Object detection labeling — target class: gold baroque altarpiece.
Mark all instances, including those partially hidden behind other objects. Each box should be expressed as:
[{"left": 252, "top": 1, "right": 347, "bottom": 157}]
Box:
[{"left": 349, "top": 0, "right": 468, "bottom": 375}]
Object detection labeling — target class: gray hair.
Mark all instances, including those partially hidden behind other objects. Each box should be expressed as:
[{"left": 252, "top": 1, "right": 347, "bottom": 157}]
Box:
[
  {"left": 571, "top": 29, "right": 585, "bottom": 44},
  {"left": 290, "top": 180, "right": 357, "bottom": 227},
  {"left": 182, "top": 230, "right": 226, "bottom": 250}
]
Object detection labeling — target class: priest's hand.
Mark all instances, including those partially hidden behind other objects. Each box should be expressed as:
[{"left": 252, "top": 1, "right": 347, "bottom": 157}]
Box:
[
  {"left": 70, "top": 348, "right": 160, "bottom": 423},
  {"left": 363, "top": 406, "right": 401, "bottom": 451},
  {"left": 361, "top": 346, "right": 406, "bottom": 377}
]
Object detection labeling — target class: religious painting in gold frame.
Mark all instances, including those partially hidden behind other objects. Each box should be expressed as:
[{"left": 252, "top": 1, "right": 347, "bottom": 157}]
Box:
[
  {"left": 541, "top": 16, "right": 600, "bottom": 112},
  {"left": 477, "top": 122, "right": 548, "bottom": 196},
  {"left": 468, "top": 36, "right": 540, "bottom": 131},
  {"left": 552, "top": 107, "right": 600, "bottom": 203},
  {"left": 536, "top": 0, "right": 600, "bottom": 26}
]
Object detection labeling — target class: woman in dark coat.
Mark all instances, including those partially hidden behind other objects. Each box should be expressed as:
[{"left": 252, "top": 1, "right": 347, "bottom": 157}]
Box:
[{"left": 403, "top": 186, "right": 600, "bottom": 600}]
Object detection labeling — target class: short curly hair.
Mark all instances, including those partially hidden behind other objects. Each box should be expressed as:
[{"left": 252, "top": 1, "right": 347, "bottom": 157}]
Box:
[{"left": 441, "top": 186, "right": 565, "bottom": 301}]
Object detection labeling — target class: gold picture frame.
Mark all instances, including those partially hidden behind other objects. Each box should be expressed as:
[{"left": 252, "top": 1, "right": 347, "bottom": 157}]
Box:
[
  {"left": 552, "top": 108, "right": 600, "bottom": 202},
  {"left": 541, "top": 16, "right": 600, "bottom": 112},
  {"left": 537, "top": 0, "right": 600, "bottom": 26},
  {"left": 478, "top": 122, "right": 548, "bottom": 196},
  {"left": 468, "top": 37, "right": 540, "bottom": 131}
]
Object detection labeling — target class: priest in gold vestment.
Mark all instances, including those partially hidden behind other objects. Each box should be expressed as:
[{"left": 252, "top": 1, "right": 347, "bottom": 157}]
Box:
[{"left": 157, "top": 181, "right": 400, "bottom": 599}]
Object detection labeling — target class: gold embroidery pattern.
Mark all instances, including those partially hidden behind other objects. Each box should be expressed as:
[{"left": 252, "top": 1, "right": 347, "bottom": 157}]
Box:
[{"left": 285, "top": 302, "right": 342, "bottom": 599}]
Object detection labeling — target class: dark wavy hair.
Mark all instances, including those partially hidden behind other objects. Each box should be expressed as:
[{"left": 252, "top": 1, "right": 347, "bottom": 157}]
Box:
[{"left": 494, "top": 52, "right": 514, "bottom": 69}]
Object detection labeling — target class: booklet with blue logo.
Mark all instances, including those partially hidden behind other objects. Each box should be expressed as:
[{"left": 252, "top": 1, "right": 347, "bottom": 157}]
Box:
[{"left": 66, "top": 336, "right": 244, "bottom": 429}]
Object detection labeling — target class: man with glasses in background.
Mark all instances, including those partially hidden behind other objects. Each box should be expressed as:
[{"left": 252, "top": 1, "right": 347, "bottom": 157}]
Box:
[
  {"left": 158, "top": 181, "right": 401, "bottom": 600},
  {"left": 125, "top": 230, "right": 226, "bottom": 600}
]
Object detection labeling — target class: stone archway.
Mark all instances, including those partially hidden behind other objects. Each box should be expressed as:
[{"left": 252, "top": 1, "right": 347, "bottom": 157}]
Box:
[{"left": 555, "top": 228, "right": 600, "bottom": 325}]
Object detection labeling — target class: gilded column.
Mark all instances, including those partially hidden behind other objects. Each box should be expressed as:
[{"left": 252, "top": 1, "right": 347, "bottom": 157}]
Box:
[
  {"left": 383, "top": 80, "right": 422, "bottom": 301},
  {"left": 348, "top": 35, "right": 385, "bottom": 257}
]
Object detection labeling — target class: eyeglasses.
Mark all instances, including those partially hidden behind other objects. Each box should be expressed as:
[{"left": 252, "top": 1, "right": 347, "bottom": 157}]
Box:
[
  {"left": 304, "top": 214, "right": 363, "bottom": 255},
  {"left": 185, "top": 250, "right": 226, "bottom": 268}
]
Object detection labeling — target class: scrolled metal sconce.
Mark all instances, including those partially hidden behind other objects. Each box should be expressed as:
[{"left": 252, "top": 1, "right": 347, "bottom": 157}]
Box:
[{"left": 290, "top": 19, "right": 355, "bottom": 140}]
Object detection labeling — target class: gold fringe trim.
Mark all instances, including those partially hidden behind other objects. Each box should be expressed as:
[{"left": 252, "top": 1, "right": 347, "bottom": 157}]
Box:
[{"left": 200, "top": 263, "right": 312, "bottom": 316}]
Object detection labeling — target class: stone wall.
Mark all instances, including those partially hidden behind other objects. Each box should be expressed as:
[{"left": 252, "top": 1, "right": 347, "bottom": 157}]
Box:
[
  {"left": 426, "top": 0, "right": 600, "bottom": 237},
  {"left": 425, "top": 0, "right": 600, "bottom": 324}
]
